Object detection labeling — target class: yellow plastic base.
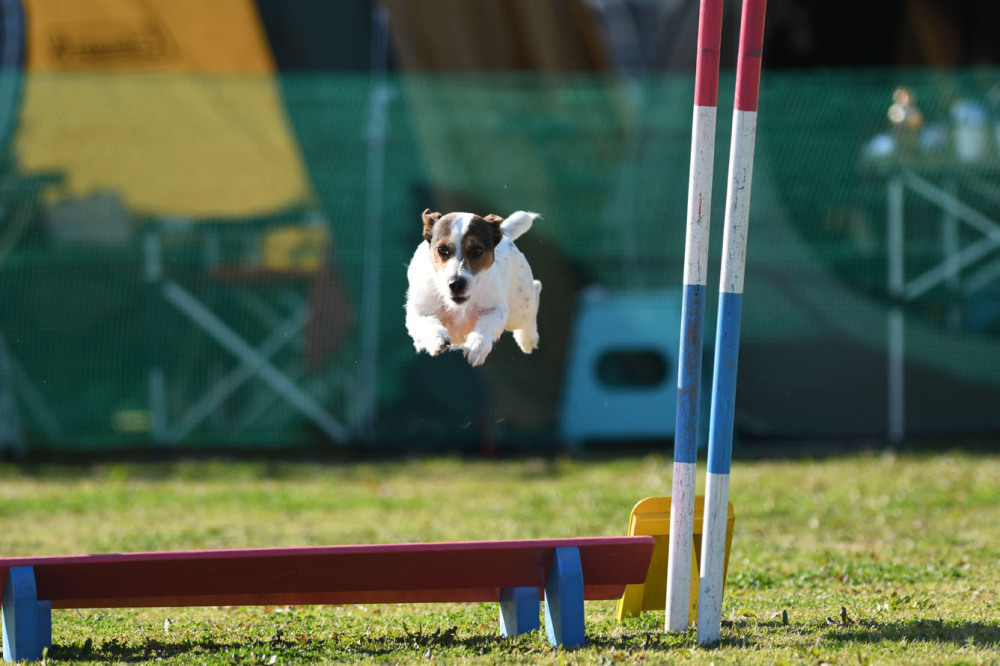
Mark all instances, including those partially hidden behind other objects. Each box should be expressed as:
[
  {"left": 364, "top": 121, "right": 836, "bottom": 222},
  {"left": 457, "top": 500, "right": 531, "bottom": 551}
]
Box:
[{"left": 616, "top": 496, "right": 735, "bottom": 623}]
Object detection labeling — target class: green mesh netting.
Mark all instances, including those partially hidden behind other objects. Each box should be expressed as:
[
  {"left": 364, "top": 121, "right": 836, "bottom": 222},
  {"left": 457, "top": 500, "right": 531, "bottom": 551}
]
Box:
[{"left": 2, "top": 68, "right": 999, "bottom": 451}]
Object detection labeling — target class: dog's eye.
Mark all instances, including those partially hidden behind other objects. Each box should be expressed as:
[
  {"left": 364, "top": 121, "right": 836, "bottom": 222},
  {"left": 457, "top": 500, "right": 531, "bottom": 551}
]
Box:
[
  {"left": 469, "top": 247, "right": 484, "bottom": 259},
  {"left": 436, "top": 246, "right": 451, "bottom": 258}
]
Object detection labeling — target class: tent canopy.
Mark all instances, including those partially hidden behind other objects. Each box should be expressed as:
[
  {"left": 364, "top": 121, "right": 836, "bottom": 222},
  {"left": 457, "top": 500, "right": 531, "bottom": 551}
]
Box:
[{"left": 15, "top": 0, "right": 312, "bottom": 220}]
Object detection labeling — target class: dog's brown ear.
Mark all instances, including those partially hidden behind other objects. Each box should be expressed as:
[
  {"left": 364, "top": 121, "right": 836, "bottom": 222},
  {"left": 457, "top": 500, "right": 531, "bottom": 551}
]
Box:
[
  {"left": 421, "top": 209, "right": 442, "bottom": 241},
  {"left": 483, "top": 214, "right": 504, "bottom": 245}
]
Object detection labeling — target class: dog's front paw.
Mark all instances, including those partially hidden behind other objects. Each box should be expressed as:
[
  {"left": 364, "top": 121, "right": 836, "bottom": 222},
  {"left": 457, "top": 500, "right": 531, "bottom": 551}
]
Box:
[
  {"left": 428, "top": 331, "right": 451, "bottom": 356},
  {"left": 414, "top": 326, "right": 451, "bottom": 356},
  {"left": 462, "top": 332, "right": 493, "bottom": 367},
  {"left": 425, "top": 341, "right": 449, "bottom": 357}
]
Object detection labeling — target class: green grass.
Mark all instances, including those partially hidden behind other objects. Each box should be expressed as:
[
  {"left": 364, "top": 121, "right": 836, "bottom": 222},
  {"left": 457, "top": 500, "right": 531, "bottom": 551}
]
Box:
[{"left": 1, "top": 450, "right": 999, "bottom": 664}]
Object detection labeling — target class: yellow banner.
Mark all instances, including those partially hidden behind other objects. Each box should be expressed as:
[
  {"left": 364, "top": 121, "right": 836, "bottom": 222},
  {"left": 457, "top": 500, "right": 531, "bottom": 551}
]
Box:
[
  {"left": 23, "top": 0, "right": 274, "bottom": 73},
  {"left": 16, "top": 0, "right": 314, "bottom": 220},
  {"left": 16, "top": 73, "right": 310, "bottom": 219}
]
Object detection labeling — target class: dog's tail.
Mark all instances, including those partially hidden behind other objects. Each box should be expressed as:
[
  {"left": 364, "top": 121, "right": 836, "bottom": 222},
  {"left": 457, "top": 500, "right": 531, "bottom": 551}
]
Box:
[{"left": 500, "top": 211, "right": 539, "bottom": 242}]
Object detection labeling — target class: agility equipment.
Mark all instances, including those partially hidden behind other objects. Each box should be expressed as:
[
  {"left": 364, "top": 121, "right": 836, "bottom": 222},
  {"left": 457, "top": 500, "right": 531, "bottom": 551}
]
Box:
[
  {"left": 666, "top": 0, "right": 725, "bottom": 633},
  {"left": 697, "top": 0, "right": 767, "bottom": 645},
  {"left": 617, "top": 496, "right": 733, "bottom": 622},
  {"left": 0, "top": 536, "right": 654, "bottom": 661}
]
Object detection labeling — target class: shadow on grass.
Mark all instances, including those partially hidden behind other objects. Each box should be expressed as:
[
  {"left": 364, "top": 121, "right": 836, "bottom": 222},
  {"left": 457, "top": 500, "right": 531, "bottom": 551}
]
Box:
[
  {"left": 48, "top": 631, "right": 547, "bottom": 662},
  {"left": 49, "top": 638, "right": 241, "bottom": 663},
  {"left": 43, "top": 619, "right": 1000, "bottom": 661},
  {"left": 825, "top": 619, "right": 1000, "bottom": 647},
  {"left": 47, "top": 629, "right": 701, "bottom": 662},
  {"left": 598, "top": 617, "right": 1000, "bottom": 652}
]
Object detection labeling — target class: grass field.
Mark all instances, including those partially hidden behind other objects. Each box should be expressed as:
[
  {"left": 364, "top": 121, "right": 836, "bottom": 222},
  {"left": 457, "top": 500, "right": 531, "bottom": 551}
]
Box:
[{"left": 1, "top": 449, "right": 998, "bottom": 664}]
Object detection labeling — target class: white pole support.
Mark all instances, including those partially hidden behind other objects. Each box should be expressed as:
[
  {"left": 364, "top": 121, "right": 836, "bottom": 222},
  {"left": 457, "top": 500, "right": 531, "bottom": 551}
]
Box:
[
  {"left": 696, "top": 0, "right": 767, "bottom": 646},
  {"left": 666, "top": 0, "right": 724, "bottom": 634}
]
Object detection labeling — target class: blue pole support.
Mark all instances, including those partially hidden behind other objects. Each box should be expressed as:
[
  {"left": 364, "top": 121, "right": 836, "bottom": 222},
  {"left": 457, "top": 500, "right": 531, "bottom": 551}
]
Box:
[
  {"left": 2, "top": 566, "right": 51, "bottom": 663},
  {"left": 543, "top": 546, "right": 585, "bottom": 648},
  {"left": 499, "top": 586, "right": 540, "bottom": 636}
]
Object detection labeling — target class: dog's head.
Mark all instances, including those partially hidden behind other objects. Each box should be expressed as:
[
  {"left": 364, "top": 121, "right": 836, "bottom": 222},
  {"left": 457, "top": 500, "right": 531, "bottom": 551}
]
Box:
[{"left": 421, "top": 209, "right": 503, "bottom": 306}]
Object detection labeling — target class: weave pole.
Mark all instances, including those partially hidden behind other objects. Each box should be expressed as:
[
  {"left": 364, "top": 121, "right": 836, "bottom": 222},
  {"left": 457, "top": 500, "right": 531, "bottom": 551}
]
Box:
[
  {"left": 696, "top": 0, "right": 767, "bottom": 645},
  {"left": 664, "top": 0, "right": 724, "bottom": 634}
]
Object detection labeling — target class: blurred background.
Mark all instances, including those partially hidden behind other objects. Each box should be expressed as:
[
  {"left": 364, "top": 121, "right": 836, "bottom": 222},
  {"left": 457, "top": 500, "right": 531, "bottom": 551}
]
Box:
[{"left": 1, "top": 0, "right": 999, "bottom": 457}]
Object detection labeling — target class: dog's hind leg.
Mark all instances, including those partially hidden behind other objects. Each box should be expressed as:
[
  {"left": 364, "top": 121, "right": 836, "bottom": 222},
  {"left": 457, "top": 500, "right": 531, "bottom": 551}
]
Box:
[{"left": 513, "top": 280, "right": 542, "bottom": 354}]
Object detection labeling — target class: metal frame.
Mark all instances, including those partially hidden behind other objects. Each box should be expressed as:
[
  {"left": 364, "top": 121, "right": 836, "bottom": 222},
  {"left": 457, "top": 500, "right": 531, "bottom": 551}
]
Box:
[
  {"left": 885, "top": 169, "right": 1000, "bottom": 442},
  {"left": 144, "top": 222, "right": 349, "bottom": 445}
]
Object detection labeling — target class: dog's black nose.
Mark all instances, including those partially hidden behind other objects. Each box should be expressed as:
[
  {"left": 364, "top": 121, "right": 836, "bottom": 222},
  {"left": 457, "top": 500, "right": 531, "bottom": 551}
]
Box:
[{"left": 449, "top": 277, "right": 467, "bottom": 295}]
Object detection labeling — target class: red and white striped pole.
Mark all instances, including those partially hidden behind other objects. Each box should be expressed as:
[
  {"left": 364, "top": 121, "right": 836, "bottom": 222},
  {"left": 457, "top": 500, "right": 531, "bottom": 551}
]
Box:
[
  {"left": 665, "top": 0, "right": 724, "bottom": 634},
  {"left": 697, "top": 0, "right": 767, "bottom": 645}
]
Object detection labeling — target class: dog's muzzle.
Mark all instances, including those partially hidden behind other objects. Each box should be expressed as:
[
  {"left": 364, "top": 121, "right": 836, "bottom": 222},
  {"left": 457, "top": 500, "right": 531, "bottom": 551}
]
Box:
[{"left": 448, "top": 277, "right": 468, "bottom": 303}]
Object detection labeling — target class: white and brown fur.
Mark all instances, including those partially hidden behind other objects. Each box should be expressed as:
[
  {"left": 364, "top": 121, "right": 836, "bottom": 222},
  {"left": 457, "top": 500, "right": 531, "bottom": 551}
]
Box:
[{"left": 405, "top": 209, "right": 541, "bottom": 366}]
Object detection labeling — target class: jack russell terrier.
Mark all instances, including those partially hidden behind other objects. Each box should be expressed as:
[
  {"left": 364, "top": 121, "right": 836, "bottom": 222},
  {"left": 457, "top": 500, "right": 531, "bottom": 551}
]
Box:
[{"left": 405, "top": 209, "right": 542, "bottom": 366}]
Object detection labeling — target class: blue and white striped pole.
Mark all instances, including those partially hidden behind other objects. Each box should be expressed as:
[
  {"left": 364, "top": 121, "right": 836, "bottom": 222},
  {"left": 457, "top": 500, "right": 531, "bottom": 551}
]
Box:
[
  {"left": 697, "top": 0, "right": 767, "bottom": 645},
  {"left": 665, "top": 0, "right": 724, "bottom": 634}
]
